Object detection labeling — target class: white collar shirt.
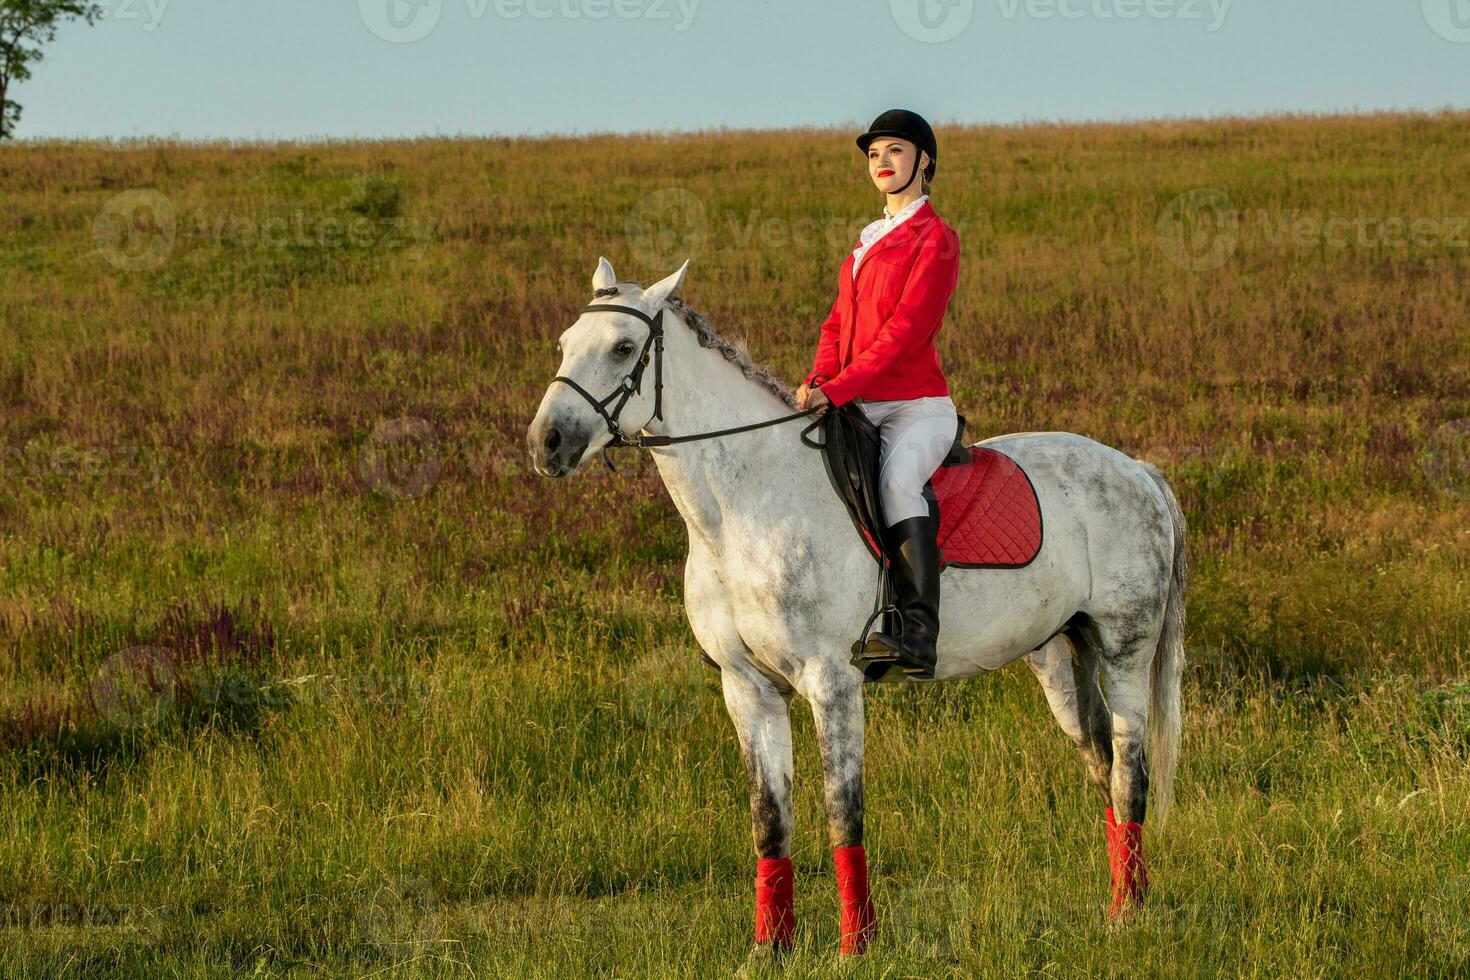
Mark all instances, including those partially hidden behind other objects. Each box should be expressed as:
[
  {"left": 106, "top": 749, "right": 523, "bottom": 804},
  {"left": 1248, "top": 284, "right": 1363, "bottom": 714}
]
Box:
[{"left": 851, "top": 194, "right": 929, "bottom": 279}]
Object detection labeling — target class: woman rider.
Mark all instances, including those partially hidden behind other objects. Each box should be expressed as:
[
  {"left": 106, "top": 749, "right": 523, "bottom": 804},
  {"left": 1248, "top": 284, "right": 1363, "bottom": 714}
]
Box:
[{"left": 794, "top": 108, "right": 961, "bottom": 680}]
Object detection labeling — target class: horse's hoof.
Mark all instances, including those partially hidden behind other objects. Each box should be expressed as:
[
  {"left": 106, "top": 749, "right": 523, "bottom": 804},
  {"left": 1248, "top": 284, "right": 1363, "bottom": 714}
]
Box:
[
  {"left": 1106, "top": 893, "right": 1148, "bottom": 926},
  {"left": 735, "top": 941, "right": 788, "bottom": 976}
]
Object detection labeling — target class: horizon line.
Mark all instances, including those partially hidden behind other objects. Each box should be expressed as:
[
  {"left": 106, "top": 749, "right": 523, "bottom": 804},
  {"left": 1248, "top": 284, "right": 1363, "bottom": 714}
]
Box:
[{"left": 8, "top": 104, "right": 1470, "bottom": 150}]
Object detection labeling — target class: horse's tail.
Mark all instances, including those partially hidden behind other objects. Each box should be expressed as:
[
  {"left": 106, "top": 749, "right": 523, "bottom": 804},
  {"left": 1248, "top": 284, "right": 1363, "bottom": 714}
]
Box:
[{"left": 1142, "top": 462, "right": 1187, "bottom": 827}]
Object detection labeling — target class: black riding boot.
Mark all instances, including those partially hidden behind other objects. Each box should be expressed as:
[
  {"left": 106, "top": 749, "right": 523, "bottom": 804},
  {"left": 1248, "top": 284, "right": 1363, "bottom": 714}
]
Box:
[{"left": 858, "top": 514, "right": 941, "bottom": 679}]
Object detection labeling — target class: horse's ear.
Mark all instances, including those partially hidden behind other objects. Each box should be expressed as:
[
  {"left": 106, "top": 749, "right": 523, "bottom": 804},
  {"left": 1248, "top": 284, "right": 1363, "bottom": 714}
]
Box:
[
  {"left": 642, "top": 259, "right": 690, "bottom": 309},
  {"left": 592, "top": 256, "right": 617, "bottom": 293}
]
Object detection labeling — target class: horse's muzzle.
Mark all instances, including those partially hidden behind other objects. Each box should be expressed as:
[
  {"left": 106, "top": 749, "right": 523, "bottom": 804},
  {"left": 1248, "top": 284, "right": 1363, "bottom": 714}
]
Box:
[{"left": 527, "top": 417, "right": 588, "bottom": 477}]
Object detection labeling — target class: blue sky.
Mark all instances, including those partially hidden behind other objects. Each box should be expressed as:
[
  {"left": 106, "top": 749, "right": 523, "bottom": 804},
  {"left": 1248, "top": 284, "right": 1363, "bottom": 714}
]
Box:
[{"left": 12, "top": 0, "right": 1470, "bottom": 140}]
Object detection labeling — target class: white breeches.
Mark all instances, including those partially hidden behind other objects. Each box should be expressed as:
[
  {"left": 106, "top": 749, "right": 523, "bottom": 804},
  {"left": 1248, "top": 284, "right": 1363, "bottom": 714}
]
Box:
[{"left": 856, "top": 395, "right": 959, "bottom": 526}]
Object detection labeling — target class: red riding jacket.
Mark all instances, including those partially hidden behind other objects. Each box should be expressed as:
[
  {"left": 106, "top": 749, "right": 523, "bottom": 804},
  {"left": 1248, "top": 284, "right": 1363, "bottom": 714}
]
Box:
[{"left": 803, "top": 199, "right": 960, "bottom": 407}]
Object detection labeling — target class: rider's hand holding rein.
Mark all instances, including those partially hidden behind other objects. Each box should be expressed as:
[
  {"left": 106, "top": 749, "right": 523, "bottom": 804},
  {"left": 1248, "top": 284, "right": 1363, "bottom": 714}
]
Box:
[{"left": 796, "top": 383, "right": 831, "bottom": 412}]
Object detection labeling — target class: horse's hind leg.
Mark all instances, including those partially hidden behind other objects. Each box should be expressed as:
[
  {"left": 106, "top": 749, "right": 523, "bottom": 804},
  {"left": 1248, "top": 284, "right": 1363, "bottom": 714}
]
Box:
[
  {"left": 1096, "top": 628, "right": 1163, "bottom": 918},
  {"left": 1030, "top": 621, "right": 1159, "bottom": 918},
  {"left": 1026, "top": 628, "right": 1113, "bottom": 806}
]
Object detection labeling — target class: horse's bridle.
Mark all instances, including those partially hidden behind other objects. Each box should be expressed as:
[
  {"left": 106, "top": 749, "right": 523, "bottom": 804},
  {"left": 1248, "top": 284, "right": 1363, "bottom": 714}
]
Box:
[
  {"left": 548, "top": 289, "right": 822, "bottom": 468},
  {"left": 550, "top": 295, "right": 667, "bottom": 450}
]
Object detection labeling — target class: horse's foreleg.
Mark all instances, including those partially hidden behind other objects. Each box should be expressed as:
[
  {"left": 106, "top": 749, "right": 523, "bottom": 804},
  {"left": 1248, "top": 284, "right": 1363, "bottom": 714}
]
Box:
[
  {"left": 720, "top": 666, "right": 796, "bottom": 951},
  {"left": 802, "top": 661, "right": 875, "bottom": 956}
]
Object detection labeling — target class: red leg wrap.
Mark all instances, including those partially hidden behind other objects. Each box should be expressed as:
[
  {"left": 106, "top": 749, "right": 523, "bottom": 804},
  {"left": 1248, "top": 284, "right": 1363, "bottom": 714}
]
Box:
[
  {"left": 1106, "top": 809, "right": 1149, "bottom": 918},
  {"left": 833, "top": 845, "right": 876, "bottom": 955},
  {"left": 1105, "top": 806, "right": 1120, "bottom": 881},
  {"left": 754, "top": 857, "right": 795, "bottom": 948}
]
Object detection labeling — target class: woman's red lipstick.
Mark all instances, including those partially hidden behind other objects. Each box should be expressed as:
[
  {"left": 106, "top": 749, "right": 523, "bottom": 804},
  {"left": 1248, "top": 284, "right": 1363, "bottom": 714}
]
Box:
[{"left": 878, "top": 169, "right": 894, "bottom": 177}]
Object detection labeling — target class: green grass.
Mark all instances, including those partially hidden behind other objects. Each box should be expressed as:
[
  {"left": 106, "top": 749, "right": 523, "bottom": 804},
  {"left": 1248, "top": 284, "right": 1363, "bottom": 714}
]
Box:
[{"left": 1, "top": 111, "right": 1469, "bottom": 976}]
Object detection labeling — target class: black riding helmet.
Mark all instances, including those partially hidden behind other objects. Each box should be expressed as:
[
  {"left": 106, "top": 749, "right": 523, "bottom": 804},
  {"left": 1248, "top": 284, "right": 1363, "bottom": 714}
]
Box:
[{"left": 856, "top": 109, "right": 938, "bottom": 193}]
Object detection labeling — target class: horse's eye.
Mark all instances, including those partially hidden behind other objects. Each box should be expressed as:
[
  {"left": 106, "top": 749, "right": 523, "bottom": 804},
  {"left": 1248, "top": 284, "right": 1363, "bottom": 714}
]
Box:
[{"left": 614, "top": 342, "right": 635, "bottom": 357}]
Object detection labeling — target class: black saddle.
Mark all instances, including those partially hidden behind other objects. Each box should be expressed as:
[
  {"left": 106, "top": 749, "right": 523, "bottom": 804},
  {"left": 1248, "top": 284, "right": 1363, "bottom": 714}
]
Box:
[{"left": 801, "top": 402, "right": 968, "bottom": 558}]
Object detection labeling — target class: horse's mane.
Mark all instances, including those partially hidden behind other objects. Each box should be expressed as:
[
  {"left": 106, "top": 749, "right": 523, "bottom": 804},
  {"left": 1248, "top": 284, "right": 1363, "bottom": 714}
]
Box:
[{"left": 601, "top": 280, "right": 798, "bottom": 409}]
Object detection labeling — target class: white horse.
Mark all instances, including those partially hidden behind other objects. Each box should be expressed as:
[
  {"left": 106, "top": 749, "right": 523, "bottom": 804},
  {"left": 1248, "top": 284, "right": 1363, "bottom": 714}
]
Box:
[{"left": 527, "top": 257, "right": 1187, "bottom": 955}]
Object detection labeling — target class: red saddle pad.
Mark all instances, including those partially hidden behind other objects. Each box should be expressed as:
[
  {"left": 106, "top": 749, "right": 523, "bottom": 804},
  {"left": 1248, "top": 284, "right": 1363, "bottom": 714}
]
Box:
[
  {"left": 854, "top": 446, "right": 1043, "bottom": 569},
  {"left": 930, "top": 446, "right": 1042, "bottom": 567}
]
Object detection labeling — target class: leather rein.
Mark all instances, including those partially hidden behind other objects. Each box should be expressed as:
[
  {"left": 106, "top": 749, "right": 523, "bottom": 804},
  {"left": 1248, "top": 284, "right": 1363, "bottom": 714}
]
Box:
[{"left": 550, "top": 291, "right": 823, "bottom": 470}]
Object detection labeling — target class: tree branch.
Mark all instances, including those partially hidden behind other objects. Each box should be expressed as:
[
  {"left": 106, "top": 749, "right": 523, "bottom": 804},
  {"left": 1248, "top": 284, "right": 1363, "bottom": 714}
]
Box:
[{"left": 0, "top": 0, "right": 103, "bottom": 139}]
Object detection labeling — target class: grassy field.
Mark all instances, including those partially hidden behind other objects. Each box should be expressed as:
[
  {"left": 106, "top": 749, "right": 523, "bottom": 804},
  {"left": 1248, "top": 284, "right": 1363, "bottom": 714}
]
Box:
[{"left": 1, "top": 110, "right": 1469, "bottom": 977}]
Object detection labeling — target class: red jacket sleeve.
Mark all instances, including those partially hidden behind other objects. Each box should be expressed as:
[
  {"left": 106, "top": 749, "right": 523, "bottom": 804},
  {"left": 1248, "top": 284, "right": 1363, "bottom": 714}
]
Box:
[
  {"left": 819, "top": 224, "right": 960, "bottom": 407},
  {"left": 803, "top": 292, "right": 843, "bottom": 387}
]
